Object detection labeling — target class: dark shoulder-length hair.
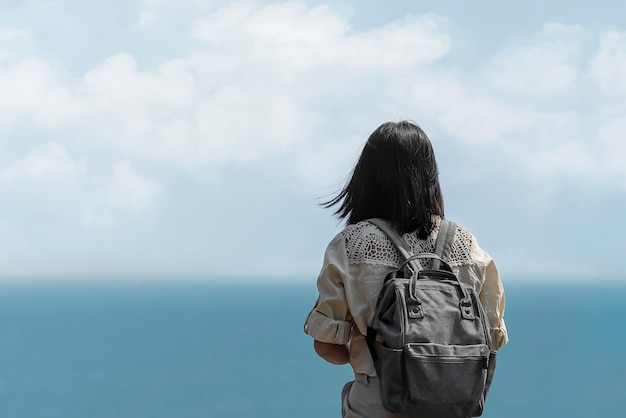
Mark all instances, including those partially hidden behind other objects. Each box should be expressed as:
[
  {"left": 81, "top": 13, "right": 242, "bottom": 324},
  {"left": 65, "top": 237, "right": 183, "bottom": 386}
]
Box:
[{"left": 324, "top": 120, "right": 444, "bottom": 239}]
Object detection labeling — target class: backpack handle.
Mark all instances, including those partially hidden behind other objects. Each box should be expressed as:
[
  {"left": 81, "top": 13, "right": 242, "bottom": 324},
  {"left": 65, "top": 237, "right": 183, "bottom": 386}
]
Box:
[{"left": 400, "top": 253, "right": 453, "bottom": 273}]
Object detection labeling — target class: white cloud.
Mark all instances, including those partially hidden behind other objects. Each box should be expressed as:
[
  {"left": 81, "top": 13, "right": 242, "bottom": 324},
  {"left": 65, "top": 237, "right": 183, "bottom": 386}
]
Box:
[
  {"left": 82, "top": 160, "right": 161, "bottom": 227},
  {"left": 528, "top": 140, "right": 597, "bottom": 179},
  {"left": 107, "top": 160, "right": 161, "bottom": 213},
  {"left": 76, "top": 52, "right": 317, "bottom": 165},
  {"left": 396, "top": 72, "right": 557, "bottom": 144},
  {"left": 192, "top": 85, "right": 318, "bottom": 161},
  {"left": 509, "top": 114, "right": 626, "bottom": 191},
  {"left": 2, "top": 1, "right": 626, "bottom": 280},
  {"left": 136, "top": 9, "right": 158, "bottom": 29},
  {"left": 0, "top": 27, "right": 31, "bottom": 44},
  {"left": 135, "top": 0, "right": 214, "bottom": 28},
  {"left": 488, "top": 24, "right": 580, "bottom": 97},
  {"left": 0, "top": 28, "right": 74, "bottom": 129},
  {"left": 2, "top": 4, "right": 625, "bottom": 194},
  {"left": 5, "top": 2, "right": 453, "bottom": 170},
  {"left": 589, "top": 30, "right": 626, "bottom": 93},
  {"left": 295, "top": 137, "right": 361, "bottom": 189},
  {"left": 0, "top": 144, "right": 160, "bottom": 231},
  {"left": 382, "top": 22, "right": 626, "bottom": 197},
  {"left": 190, "top": 2, "right": 450, "bottom": 73},
  {"left": 0, "top": 27, "right": 32, "bottom": 61},
  {"left": 135, "top": 0, "right": 161, "bottom": 28},
  {"left": 0, "top": 57, "right": 75, "bottom": 127},
  {"left": 80, "top": 53, "right": 195, "bottom": 116},
  {"left": 0, "top": 142, "right": 80, "bottom": 182}
]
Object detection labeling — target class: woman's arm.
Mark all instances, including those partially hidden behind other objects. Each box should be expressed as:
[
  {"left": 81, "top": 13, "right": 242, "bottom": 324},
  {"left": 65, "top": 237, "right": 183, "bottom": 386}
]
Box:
[
  {"left": 313, "top": 340, "right": 350, "bottom": 365},
  {"left": 305, "top": 234, "right": 352, "bottom": 365}
]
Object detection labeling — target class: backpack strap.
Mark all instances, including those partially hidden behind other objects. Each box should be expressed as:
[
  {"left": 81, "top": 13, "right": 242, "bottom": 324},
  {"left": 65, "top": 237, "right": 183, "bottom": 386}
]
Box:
[
  {"left": 368, "top": 218, "right": 455, "bottom": 272},
  {"left": 432, "top": 220, "right": 475, "bottom": 319},
  {"left": 432, "top": 220, "right": 458, "bottom": 270},
  {"left": 367, "top": 218, "right": 413, "bottom": 258},
  {"left": 368, "top": 218, "right": 432, "bottom": 275},
  {"left": 365, "top": 218, "right": 413, "bottom": 364}
]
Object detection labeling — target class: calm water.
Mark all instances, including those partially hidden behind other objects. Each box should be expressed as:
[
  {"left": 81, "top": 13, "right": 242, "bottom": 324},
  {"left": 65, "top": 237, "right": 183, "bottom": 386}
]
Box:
[{"left": 0, "top": 280, "right": 623, "bottom": 417}]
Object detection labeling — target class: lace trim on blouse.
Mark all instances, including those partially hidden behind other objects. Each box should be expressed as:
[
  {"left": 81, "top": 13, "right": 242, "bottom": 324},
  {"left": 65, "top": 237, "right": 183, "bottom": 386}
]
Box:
[{"left": 342, "top": 218, "right": 474, "bottom": 268}]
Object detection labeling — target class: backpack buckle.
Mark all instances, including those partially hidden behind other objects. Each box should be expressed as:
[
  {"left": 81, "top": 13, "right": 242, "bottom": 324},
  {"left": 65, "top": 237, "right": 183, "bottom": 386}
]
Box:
[
  {"left": 407, "top": 277, "right": 424, "bottom": 320},
  {"left": 407, "top": 299, "right": 424, "bottom": 319},
  {"left": 460, "top": 297, "right": 475, "bottom": 320}
]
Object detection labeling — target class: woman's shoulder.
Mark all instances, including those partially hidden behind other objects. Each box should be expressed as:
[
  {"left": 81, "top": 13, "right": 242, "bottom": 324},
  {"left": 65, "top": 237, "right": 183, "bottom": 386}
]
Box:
[
  {"left": 338, "top": 217, "right": 480, "bottom": 267},
  {"left": 446, "top": 220, "right": 478, "bottom": 267},
  {"left": 340, "top": 221, "right": 400, "bottom": 267},
  {"left": 342, "top": 220, "right": 387, "bottom": 240}
]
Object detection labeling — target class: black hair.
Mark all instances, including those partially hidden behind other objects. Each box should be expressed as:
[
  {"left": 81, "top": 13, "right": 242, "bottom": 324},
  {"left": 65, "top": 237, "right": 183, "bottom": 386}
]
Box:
[{"left": 324, "top": 121, "right": 444, "bottom": 239}]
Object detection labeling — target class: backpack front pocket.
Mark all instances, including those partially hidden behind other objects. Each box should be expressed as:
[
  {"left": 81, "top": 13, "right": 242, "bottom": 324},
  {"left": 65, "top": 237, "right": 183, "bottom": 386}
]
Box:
[{"left": 404, "top": 343, "right": 490, "bottom": 405}]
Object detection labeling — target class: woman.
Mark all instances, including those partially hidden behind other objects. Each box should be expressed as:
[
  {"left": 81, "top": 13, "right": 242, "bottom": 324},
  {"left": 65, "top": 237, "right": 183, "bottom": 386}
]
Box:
[{"left": 303, "top": 121, "right": 508, "bottom": 417}]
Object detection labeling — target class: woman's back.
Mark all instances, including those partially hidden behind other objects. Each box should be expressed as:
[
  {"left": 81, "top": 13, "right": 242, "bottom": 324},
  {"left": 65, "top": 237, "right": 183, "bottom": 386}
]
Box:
[
  {"left": 303, "top": 120, "right": 508, "bottom": 417},
  {"left": 306, "top": 216, "right": 507, "bottom": 379}
]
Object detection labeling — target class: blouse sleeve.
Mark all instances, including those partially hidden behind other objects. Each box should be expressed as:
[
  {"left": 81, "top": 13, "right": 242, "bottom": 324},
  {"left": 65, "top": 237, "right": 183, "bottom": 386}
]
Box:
[
  {"left": 471, "top": 239, "right": 509, "bottom": 350},
  {"left": 303, "top": 233, "right": 353, "bottom": 345}
]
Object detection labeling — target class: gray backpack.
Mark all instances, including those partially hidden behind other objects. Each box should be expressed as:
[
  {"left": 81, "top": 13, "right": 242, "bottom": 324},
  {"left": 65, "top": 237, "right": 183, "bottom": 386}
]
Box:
[{"left": 365, "top": 218, "right": 497, "bottom": 418}]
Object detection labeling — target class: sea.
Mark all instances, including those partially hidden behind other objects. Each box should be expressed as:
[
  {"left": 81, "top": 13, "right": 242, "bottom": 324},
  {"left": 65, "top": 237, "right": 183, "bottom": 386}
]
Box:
[{"left": 0, "top": 280, "right": 623, "bottom": 418}]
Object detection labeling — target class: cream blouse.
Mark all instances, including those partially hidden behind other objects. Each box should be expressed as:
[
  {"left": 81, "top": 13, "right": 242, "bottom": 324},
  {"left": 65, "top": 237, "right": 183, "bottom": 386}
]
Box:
[{"left": 304, "top": 217, "right": 509, "bottom": 377}]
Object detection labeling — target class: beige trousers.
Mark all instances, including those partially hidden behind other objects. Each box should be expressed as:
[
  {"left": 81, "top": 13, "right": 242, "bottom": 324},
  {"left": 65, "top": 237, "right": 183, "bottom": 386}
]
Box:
[{"left": 341, "top": 374, "right": 412, "bottom": 418}]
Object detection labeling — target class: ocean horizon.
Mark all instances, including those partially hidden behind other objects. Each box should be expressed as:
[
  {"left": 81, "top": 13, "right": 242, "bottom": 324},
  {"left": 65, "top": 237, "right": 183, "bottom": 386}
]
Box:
[{"left": 0, "top": 279, "right": 623, "bottom": 417}]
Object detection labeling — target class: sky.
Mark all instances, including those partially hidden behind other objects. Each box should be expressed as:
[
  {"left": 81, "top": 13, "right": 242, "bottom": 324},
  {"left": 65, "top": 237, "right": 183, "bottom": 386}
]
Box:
[{"left": 1, "top": 0, "right": 625, "bottom": 283}]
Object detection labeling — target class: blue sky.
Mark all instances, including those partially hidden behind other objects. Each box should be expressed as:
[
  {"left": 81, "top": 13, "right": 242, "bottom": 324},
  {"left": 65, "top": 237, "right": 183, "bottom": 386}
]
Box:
[{"left": 1, "top": 0, "right": 625, "bottom": 282}]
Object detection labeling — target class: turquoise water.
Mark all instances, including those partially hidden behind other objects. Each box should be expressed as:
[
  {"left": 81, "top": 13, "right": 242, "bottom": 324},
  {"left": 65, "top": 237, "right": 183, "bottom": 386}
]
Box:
[{"left": 0, "top": 281, "right": 623, "bottom": 417}]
